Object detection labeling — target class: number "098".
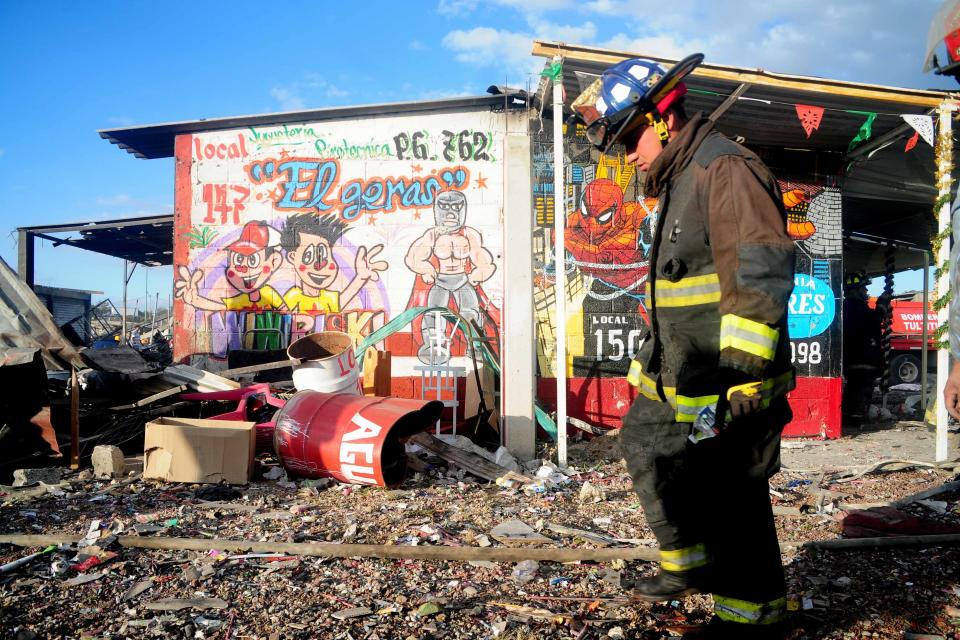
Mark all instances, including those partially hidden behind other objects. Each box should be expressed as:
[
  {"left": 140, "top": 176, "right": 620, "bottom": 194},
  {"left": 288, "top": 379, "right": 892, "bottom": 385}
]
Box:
[{"left": 790, "top": 341, "right": 821, "bottom": 364}]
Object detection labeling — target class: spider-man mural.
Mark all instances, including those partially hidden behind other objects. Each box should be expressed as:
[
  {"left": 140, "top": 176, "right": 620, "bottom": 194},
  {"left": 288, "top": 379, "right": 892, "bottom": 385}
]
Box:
[
  {"left": 565, "top": 179, "right": 655, "bottom": 312},
  {"left": 565, "top": 178, "right": 657, "bottom": 376}
]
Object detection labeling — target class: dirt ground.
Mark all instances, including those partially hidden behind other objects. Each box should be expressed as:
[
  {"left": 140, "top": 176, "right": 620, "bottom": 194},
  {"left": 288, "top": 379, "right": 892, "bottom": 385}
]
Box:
[{"left": 0, "top": 422, "right": 958, "bottom": 640}]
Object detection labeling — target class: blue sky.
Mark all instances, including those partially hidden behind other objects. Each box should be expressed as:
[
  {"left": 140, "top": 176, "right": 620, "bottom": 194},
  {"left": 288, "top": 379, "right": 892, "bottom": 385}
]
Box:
[{"left": 0, "top": 0, "right": 953, "bottom": 307}]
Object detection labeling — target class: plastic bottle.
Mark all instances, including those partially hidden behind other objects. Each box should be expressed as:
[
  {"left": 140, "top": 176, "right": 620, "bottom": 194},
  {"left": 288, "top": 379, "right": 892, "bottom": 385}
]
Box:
[{"left": 689, "top": 403, "right": 719, "bottom": 444}]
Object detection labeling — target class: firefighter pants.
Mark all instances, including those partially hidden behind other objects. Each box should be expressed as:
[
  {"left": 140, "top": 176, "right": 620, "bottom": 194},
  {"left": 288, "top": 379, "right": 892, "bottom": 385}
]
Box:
[{"left": 620, "top": 394, "right": 791, "bottom": 611}]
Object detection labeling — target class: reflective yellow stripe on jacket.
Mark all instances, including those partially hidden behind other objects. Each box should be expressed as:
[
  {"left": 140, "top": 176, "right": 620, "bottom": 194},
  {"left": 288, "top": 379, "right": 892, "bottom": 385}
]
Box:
[
  {"left": 675, "top": 393, "right": 719, "bottom": 423},
  {"left": 714, "top": 595, "right": 787, "bottom": 625},
  {"left": 720, "top": 314, "right": 779, "bottom": 361},
  {"left": 654, "top": 273, "right": 721, "bottom": 308},
  {"left": 660, "top": 543, "right": 709, "bottom": 572}
]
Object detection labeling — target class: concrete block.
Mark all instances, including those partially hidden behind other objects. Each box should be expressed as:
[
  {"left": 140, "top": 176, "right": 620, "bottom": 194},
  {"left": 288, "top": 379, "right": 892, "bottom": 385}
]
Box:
[
  {"left": 12, "top": 467, "right": 66, "bottom": 487},
  {"left": 92, "top": 445, "right": 125, "bottom": 479}
]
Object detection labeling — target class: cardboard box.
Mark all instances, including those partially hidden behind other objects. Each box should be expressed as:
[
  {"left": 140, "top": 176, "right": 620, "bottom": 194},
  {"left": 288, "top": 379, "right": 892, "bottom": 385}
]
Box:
[{"left": 144, "top": 417, "right": 255, "bottom": 485}]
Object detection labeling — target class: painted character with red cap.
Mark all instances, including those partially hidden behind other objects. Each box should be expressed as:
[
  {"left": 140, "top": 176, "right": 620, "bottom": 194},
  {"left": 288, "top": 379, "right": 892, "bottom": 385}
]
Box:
[
  {"left": 175, "top": 220, "right": 286, "bottom": 312},
  {"left": 280, "top": 213, "right": 387, "bottom": 314}
]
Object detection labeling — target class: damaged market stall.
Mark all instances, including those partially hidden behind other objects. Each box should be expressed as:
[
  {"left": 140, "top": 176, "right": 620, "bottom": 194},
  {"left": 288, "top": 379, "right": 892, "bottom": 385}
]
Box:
[
  {"left": 530, "top": 41, "right": 957, "bottom": 462},
  {"left": 98, "top": 95, "right": 539, "bottom": 459}
]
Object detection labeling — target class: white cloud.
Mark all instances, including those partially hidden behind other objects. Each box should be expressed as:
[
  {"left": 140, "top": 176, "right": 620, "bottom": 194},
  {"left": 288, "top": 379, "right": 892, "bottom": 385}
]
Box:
[
  {"left": 437, "top": 0, "right": 479, "bottom": 15},
  {"left": 416, "top": 84, "right": 479, "bottom": 100},
  {"left": 491, "top": 0, "right": 572, "bottom": 11},
  {"left": 443, "top": 27, "right": 535, "bottom": 70},
  {"left": 271, "top": 73, "right": 350, "bottom": 111},
  {"left": 96, "top": 194, "right": 134, "bottom": 206},
  {"left": 603, "top": 0, "right": 946, "bottom": 88},
  {"left": 442, "top": 18, "right": 603, "bottom": 83},
  {"left": 270, "top": 87, "right": 305, "bottom": 111},
  {"left": 600, "top": 33, "right": 704, "bottom": 60},
  {"left": 0, "top": 148, "right": 5, "bottom": 158},
  {"left": 526, "top": 17, "right": 597, "bottom": 43},
  {"left": 583, "top": 0, "right": 622, "bottom": 13},
  {"left": 410, "top": 39, "right": 427, "bottom": 50},
  {"left": 440, "top": 0, "right": 949, "bottom": 90}
]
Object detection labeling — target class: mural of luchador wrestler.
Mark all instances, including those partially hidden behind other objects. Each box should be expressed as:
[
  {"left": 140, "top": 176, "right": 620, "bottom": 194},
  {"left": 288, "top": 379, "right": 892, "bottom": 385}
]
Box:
[
  {"left": 405, "top": 190, "right": 496, "bottom": 364},
  {"left": 175, "top": 220, "right": 287, "bottom": 312},
  {"left": 280, "top": 213, "right": 387, "bottom": 314}
]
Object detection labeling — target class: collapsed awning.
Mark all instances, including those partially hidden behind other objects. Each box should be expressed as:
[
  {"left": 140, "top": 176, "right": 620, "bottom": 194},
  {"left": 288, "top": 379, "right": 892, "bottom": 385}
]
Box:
[{"left": 18, "top": 215, "right": 174, "bottom": 267}]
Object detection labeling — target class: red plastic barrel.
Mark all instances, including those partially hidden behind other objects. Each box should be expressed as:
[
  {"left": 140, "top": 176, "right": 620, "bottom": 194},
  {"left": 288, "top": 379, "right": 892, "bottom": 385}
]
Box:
[{"left": 273, "top": 391, "right": 443, "bottom": 487}]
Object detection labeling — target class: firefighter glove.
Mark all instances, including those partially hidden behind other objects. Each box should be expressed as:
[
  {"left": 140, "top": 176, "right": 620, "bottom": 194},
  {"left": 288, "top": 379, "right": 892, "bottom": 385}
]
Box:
[{"left": 726, "top": 380, "right": 763, "bottom": 419}]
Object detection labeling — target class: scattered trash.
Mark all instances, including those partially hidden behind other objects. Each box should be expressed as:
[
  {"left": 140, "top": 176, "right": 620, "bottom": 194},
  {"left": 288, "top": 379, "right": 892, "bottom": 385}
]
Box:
[
  {"left": 144, "top": 598, "right": 229, "bottom": 612},
  {"left": 332, "top": 607, "right": 373, "bottom": 620},
  {"left": 490, "top": 519, "right": 551, "bottom": 545},
  {"left": 511, "top": 559, "right": 540, "bottom": 584},
  {"left": 416, "top": 602, "right": 442, "bottom": 617},
  {"left": 578, "top": 481, "right": 606, "bottom": 503},
  {"left": 262, "top": 466, "right": 286, "bottom": 481}
]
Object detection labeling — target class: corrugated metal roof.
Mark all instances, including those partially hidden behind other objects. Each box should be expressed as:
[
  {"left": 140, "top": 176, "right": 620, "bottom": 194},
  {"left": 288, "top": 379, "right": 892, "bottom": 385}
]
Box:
[
  {"left": 20, "top": 215, "right": 175, "bottom": 266},
  {"left": 0, "top": 257, "right": 85, "bottom": 371},
  {"left": 99, "top": 94, "right": 528, "bottom": 160}
]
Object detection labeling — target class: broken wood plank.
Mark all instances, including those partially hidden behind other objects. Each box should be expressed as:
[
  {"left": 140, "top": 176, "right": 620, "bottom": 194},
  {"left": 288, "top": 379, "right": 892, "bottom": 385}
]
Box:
[
  {"left": 0, "top": 534, "right": 659, "bottom": 563},
  {"left": 162, "top": 365, "right": 240, "bottom": 391},
  {"left": 408, "top": 432, "right": 532, "bottom": 485},
  {"left": 804, "top": 533, "right": 960, "bottom": 551},
  {"left": 109, "top": 385, "right": 187, "bottom": 411},
  {"left": 218, "top": 359, "right": 301, "bottom": 380},
  {"left": 545, "top": 522, "right": 619, "bottom": 547},
  {"left": 490, "top": 519, "right": 552, "bottom": 545},
  {"left": 771, "top": 506, "right": 804, "bottom": 517}
]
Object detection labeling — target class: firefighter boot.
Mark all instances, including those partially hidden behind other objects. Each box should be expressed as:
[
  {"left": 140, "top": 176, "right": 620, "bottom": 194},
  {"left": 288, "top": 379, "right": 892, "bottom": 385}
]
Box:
[
  {"left": 631, "top": 567, "right": 712, "bottom": 602},
  {"left": 681, "top": 617, "right": 786, "bottom": 639}
]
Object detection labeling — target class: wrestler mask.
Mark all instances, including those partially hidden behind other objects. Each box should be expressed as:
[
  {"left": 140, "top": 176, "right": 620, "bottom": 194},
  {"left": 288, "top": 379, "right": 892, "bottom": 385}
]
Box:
[{"left": 434, "top": 191, "right": 467, "bottom": 232}]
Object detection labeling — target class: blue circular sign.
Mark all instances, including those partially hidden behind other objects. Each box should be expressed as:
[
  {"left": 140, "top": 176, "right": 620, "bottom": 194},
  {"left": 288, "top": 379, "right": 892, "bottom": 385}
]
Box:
[{"left": 787, "top": 274, "right": 836, "bottom": 339}]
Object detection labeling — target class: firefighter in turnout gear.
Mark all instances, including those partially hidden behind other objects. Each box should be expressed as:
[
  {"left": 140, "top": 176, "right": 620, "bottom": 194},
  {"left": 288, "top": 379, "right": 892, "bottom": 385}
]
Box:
[{"left": 574, "top": 54, "right": 796, "bottom": 639}]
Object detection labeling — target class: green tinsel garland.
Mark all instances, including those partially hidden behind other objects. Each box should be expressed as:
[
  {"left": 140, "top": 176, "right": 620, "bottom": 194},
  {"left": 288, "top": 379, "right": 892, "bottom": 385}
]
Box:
[{"left": 931, "top": 104, "right": 955, "bottom": 351}]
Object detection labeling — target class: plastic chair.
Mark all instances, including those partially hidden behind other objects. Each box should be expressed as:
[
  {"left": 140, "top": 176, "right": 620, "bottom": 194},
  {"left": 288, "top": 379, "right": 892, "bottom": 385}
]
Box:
[{"left": 414, "top": 364, "right": 466, "bottom": 435}]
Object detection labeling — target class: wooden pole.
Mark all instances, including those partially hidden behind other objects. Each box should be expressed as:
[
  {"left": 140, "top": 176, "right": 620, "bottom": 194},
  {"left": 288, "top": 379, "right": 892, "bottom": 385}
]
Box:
[
  {"left": 0, "top": 534, "right": 659, "bottom": 563},
  {"left": 69, "top": 368, "right": 80, "bottom": 470},
  {"left": 3, "top": 532, "right": 960, "bottom": 559}
]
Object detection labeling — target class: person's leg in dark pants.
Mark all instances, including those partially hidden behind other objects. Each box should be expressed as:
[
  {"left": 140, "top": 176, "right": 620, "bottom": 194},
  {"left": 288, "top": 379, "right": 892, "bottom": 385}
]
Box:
[
  {"left": 688, "top": 399, "right": 791, "bottom": 638},
  {"left": 621, "top": 395, "right": 712, "bottom": 598}
]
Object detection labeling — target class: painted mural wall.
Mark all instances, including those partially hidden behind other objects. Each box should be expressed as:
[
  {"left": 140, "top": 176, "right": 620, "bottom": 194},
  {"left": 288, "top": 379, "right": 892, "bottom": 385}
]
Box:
[{"left": 172, "top": 109, "right": 519, "bottom": 376}]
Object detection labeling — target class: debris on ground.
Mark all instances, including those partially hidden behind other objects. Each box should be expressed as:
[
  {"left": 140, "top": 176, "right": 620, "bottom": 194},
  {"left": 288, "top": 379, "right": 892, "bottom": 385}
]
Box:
[{"left": 1, "top": 371, "right": 958, "bottom": 639}]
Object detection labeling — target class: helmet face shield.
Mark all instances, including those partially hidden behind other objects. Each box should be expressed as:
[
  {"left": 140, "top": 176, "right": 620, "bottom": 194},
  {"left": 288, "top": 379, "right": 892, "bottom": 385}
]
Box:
[{"left": 584, "top": 107, "right": 640, "bottom": 151}]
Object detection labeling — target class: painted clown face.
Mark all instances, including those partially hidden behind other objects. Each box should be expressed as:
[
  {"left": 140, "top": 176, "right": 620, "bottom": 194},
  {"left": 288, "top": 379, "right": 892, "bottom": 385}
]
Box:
[
  {"left": 579, "top": 179, "right": 624, "bottom": 239},
  {"left": 225, "top": 249, "right": 282, "bottom": 293},
  {"left": 286, "top": 232, "right": 339, "bottom": 291},
  {"left": 434, "top": 190, "right": 467, "bottom": 232}
]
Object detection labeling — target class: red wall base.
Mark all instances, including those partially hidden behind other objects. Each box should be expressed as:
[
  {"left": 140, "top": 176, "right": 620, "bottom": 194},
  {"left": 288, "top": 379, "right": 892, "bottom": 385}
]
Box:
[
  {"left": 782, "top": 376, "right": 842, "bottom": 439},
  {"left": 535, "top": 375, "right": 842, "bottom": 440}
]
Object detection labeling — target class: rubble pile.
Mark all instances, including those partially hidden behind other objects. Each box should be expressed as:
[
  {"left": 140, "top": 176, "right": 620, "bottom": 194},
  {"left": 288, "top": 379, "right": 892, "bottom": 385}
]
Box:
[{"left": 1, "top": 437, "right": 958, "bottom": 639}]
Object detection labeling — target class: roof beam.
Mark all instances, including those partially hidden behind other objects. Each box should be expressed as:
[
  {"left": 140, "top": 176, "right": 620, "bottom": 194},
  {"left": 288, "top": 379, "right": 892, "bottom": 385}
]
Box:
[{"left": 17, "top": 215, "right": 173, "bottom": 234}]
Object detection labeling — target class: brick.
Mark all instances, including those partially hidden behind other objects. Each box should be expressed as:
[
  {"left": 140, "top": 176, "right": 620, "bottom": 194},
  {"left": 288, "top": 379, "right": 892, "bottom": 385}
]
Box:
[{"left": 91, "top": 445, "right": 125, "bottom": 479}]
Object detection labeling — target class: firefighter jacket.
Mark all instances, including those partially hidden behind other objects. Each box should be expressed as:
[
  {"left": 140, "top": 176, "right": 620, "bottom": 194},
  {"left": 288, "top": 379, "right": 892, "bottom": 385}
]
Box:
[{"left": 627, "top": 114, "right": 796, "bottom": 422}]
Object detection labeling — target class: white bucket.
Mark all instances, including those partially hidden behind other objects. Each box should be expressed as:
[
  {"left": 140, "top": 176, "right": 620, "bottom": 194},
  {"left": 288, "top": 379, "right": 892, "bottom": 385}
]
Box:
[{"left": 287, "top": 331, "right": 362, "bottom": 395}]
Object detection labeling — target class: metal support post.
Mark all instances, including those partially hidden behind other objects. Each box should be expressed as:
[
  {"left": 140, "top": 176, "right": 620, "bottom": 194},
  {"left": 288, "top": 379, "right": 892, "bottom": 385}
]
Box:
[{"left": 551, "top": 57, "right": 568, "bottom": 467}]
